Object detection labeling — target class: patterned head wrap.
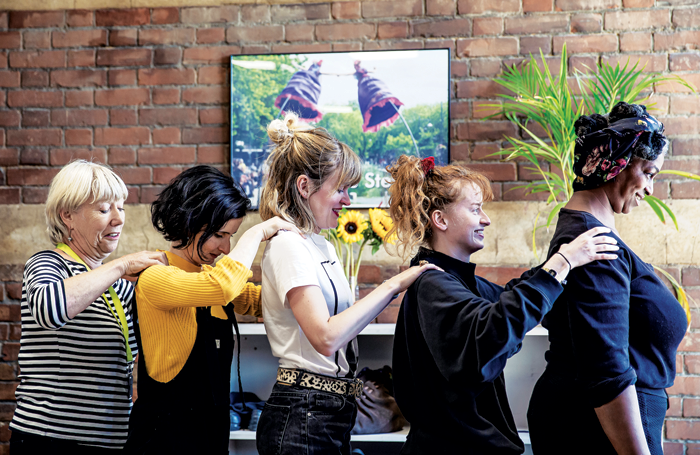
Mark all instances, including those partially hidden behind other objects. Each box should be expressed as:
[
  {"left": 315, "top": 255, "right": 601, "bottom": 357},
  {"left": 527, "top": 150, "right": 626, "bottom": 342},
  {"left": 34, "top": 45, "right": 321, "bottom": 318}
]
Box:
[{"left": 572, "top": 114, "right": 665, "bottom": 191}]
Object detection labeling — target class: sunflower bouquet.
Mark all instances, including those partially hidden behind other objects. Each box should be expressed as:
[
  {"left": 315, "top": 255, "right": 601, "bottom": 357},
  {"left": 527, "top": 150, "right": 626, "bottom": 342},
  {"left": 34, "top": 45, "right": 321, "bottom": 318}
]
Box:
[{"left": 325, "top": 208, "right": 397, "bottom": 296}]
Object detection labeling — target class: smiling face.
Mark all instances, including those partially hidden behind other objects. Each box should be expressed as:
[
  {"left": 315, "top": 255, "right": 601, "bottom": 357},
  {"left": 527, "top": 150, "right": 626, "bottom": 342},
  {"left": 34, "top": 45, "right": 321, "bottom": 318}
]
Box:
[
  {"left": 183, "top": 218, "right": 245, "bottom": 267},
  {"left": 607, "top": 154, "right": 664, "bottom": 214},
  {"left": 307, "top": 170, "right": 352, "bottom": 232},
  {"left": 63, "top": 199, "right": 125, "bottom": 262},
  {"left": 440, "top": 183, "right": 491, "bottom": 261}
]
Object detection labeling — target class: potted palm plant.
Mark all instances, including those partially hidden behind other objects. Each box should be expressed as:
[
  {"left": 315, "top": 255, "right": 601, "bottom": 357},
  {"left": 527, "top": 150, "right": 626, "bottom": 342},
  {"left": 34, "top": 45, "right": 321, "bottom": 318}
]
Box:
[{"left": 485, "top": 44, "right": 697, "bottom": 321}]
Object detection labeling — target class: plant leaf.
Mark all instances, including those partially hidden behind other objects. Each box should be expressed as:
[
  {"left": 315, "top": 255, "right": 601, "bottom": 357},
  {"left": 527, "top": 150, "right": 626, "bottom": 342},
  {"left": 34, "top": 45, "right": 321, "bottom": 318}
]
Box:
[
  {"left": 658, "top": 170, "right": 700, "bottom": 182},
  {"left": 645, "top": 195, "right": 679, "bottom": 230},
  {"left": 644, "top": 195, "right": 666, "bottom": 224},
  {"left": 532, "top": 211, "right": 541, "bottom": 261},
  {"left": 546, "top": 201, "right": 567, "bottom": 228},
  {"left": 653, "top": 265, "right": 691, "bottom": 326}
]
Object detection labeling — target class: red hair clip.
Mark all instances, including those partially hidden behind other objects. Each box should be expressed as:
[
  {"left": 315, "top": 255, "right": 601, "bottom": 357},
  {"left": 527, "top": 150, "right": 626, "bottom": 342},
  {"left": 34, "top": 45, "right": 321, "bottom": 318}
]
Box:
[{"left": 421, "top": 156, "right": 435, "bottom": 176}]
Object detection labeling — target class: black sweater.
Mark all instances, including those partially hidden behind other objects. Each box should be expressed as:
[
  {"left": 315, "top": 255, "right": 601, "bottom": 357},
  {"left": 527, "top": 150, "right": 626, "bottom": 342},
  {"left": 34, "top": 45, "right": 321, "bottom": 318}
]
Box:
[
  {"left": 392, "top": 248, "right": 563, "bottom": 454},
  {"left": 539, "top": 209, "right": 687, "bottom": 404}
]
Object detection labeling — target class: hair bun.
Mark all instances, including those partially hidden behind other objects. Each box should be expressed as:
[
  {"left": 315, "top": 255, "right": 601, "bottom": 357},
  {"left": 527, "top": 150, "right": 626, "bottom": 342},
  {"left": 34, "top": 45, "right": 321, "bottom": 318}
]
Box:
[
  {"left": 267, "top": 112, "right": 302, "bottom": 144},
  {"left": 574, "top": 113, "right": 608, "bottom": 138},
  {"left": 608, "top": 101, "right": 647, "bottom": 124}
]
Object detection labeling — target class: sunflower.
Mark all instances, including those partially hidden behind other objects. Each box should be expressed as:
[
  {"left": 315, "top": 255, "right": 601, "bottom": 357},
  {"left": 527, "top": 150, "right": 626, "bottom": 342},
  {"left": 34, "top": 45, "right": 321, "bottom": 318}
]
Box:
[
  {"left": 369, "top": 208, "right": 397, "bottom": 244},
  {"left": 337, "top": 210, "right": 367, "bottom": 244}
]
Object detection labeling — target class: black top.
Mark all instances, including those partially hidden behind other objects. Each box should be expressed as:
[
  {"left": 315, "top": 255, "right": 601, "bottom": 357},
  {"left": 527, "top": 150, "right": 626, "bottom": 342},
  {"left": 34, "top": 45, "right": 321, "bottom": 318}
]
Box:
[
  {"left": 393, "top": 248, "right": 563, "bottom": 454},
  {"left": 540, "top": 208, "right": 687, "bottom": 405}
]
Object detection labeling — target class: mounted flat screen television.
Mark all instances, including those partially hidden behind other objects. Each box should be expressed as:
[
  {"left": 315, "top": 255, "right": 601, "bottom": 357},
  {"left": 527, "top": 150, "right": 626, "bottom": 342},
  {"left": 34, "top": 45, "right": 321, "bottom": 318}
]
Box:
[{"left": 229, "top": 48, "right": 450, "bottom": 208}]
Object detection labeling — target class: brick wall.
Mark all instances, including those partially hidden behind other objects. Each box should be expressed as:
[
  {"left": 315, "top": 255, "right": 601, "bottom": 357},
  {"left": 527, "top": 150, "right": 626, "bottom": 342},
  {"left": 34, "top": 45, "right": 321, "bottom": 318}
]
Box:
[{"left": 0, "top": 0, "right": 698, "bottom": 453}]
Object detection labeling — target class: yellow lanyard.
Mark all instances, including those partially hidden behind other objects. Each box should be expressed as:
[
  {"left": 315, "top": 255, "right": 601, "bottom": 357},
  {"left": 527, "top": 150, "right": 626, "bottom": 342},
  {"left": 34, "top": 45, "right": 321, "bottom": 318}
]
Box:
[{"left": 56, "top": 243, "right": 133, "bottom": 362}]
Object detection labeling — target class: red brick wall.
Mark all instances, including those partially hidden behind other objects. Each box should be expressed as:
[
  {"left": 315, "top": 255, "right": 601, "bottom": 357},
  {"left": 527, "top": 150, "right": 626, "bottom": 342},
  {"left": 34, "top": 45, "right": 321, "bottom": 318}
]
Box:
[{"left": 0, "top": 1, "right": 699, "bottom": 453}]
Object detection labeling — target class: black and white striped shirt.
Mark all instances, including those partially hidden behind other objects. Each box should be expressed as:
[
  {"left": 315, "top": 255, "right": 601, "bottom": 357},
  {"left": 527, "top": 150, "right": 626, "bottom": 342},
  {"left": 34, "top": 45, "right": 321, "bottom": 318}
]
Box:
[{"left": 10, "top": 250, "right": 138, "bottom": 449}]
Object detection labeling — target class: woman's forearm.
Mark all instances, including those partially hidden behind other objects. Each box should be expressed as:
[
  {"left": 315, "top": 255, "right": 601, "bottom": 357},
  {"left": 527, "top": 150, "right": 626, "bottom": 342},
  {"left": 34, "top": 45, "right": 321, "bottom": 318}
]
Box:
[
  {"left": 289, "top": 280, "right": 400, "bottom": 356},
  {"left": 227, "top": 226, "right": 264, "bottom": 270},
  {"left": 326, "top": 281, "right": 400, "bottom": 348},
  {"left": 594, "top": 385, "right": 651, "bottom": 455},
  {"left": 62, "top": 260, "right": 126, "bottom": 318}
]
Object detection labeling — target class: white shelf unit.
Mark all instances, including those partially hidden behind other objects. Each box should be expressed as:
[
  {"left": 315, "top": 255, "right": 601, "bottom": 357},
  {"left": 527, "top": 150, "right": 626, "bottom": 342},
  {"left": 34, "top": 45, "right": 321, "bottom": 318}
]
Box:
[
  {"left": 230, "top": 428, "right": 531, "bottom": 444},
  {"left": 236, "top": 323, "right": 549, "bottom": 337},
  {"left": 228, "top": 323, "right": 546, "bottom": 454}
]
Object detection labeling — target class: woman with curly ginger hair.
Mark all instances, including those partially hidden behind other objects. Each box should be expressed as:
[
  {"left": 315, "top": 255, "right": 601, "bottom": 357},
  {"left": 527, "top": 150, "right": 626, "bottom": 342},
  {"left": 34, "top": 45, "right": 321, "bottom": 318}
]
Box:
[
  {"left": 255, "top": 113, "right": 440, "bottom": 455},
  {"left": 387, "top": 155, "right": 620, "bottom": 454}
]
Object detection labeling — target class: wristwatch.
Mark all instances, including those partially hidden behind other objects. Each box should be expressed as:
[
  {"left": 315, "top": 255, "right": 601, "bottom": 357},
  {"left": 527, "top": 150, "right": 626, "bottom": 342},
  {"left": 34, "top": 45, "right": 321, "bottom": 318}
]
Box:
[{"left": 542, "top": 267, "right": 567, "bottom": 285}]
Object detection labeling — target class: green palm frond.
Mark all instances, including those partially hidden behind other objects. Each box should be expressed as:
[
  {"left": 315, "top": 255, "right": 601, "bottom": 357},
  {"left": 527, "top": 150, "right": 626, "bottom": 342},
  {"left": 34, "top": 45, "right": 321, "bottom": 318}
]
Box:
[
  {"left": 654, "top": 266, "right": 692, "bottom": 327},
  {"left": 488, "top": 43, "right": 697, "bottom": 322},
  {"left": 658, "top": 170, "right": 700, "bottom": 182}
]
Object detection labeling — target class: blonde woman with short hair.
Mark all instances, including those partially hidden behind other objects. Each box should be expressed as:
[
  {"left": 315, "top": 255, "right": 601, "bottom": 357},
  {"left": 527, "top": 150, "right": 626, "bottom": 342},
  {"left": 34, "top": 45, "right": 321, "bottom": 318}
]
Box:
[
  {"left": 255, "top": 114, "right": 440, "bottom": 455},
  {"left": 10, "top": 160, "right": 166, "bottom": 455}
]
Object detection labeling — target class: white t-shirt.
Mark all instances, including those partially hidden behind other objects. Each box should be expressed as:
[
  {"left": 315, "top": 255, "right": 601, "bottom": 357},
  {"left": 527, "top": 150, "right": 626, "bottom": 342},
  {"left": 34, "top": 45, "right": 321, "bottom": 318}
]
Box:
[{"left": 261, "top": 231, "right": 358, "bottom": 377}]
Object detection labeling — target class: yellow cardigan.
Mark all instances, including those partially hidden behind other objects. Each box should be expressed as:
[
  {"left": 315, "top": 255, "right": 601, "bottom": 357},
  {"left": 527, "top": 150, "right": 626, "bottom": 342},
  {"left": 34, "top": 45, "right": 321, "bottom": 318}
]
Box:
[{"left": 135, "top": 251, "right": 261, "bottom": 383}]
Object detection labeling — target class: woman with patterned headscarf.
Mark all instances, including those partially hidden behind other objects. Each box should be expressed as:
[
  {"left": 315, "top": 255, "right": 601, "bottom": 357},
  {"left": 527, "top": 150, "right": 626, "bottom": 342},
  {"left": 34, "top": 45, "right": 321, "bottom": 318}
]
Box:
[{"left": 527, "top": 102, "right": 689, "bottom": 455}]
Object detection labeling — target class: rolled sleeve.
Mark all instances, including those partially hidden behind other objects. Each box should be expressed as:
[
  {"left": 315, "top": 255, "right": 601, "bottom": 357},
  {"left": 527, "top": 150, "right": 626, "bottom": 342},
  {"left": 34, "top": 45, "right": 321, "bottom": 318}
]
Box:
[
  {"left": 565, "top": 251, "right": 636, "bottom": 407},
  {"left": 265, "top": 234, "right": 320, "bottom": 306}
]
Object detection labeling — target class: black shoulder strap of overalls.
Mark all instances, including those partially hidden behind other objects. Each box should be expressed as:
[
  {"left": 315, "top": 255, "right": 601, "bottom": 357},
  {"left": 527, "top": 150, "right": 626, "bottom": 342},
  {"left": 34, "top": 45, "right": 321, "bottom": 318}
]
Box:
[{"left": 223, "top": 303, "right": 245, "bottom": 410}]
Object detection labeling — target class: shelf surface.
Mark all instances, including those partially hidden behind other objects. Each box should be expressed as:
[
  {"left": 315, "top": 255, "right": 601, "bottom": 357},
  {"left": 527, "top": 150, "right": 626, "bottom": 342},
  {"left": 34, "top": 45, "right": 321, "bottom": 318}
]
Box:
[
  {"left": 238, "top": 323, "right": 548, "bottom": 337},
  {"left": 230, "top": 428, "right": 531, "bottom": 444}
]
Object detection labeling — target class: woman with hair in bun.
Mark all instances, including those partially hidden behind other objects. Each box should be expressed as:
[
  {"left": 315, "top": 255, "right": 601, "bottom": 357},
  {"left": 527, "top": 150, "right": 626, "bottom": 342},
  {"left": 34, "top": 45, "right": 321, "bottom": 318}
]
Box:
[
  {"left": 527, "top": 102, "right": 688, "bottom": 455},
  {"left": 124, "top": 165, "right": 302, "bottom": 455},
  {"left": 387, "top": 155, "right": 619, "bottom": 454},
  {"left": 255, "top": 113, "right": 440, "bottom": 455}
]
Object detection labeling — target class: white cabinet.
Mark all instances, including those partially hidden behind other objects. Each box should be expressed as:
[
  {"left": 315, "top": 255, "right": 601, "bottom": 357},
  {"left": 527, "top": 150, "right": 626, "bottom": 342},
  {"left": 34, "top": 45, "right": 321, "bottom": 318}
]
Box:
[{"left": 228, "top": 324, "right": 546, "bottom": 455}]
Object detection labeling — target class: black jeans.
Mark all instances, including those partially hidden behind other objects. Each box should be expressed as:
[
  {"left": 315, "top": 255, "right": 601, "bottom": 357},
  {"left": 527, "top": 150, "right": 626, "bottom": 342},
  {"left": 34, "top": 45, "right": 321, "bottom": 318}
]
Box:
[
  {"left": 10, "top": 430, "right": 121, "bottom": 455},
  {"left": 256, "top": 382, "right": 358, "bottom": 455}
]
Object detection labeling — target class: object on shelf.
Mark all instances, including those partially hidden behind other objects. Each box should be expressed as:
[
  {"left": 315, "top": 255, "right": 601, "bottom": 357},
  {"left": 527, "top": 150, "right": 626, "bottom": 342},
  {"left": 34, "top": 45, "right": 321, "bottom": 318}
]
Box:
[
  {"left": 230, "top": 392, "right": 265, "bottom": 431},
  {"left": 230, "top": 409, "right": 241, "bottom": 431},
  {"left": 352, "top": 365, "right": 408, "bottom": 435}
]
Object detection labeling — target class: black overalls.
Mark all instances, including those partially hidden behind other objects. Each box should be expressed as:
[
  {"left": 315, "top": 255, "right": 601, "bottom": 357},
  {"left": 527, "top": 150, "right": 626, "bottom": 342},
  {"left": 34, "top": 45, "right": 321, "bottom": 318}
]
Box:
[{"left": 125, "top": 304, "right": 235, "bottom": 455}]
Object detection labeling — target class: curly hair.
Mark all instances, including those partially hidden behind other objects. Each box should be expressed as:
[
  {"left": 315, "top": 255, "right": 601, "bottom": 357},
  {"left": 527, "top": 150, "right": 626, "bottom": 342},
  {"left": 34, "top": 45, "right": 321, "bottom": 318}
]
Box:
[
  {"left": 574, "top": 101, "right": 668, "bottom": 161},
  {"left": 386, "top": 155, "right": 493, "bottom": 261},
  {"left": 151, "top": 165, "right": 251, "bottom": 258},
  {"left": 259, "top": 112, "right": 362, "bottom": 233}
]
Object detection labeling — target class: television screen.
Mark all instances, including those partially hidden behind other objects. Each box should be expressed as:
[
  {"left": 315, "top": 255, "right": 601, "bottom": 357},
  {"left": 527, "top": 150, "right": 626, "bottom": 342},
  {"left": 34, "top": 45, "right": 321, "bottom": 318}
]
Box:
[{"left": 230, "top": 48, "right": 450, "bottom": 208}]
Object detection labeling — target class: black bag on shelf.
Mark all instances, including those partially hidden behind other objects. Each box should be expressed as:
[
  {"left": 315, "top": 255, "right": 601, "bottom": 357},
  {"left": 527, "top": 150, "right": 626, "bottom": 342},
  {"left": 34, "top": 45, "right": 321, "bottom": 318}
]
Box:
[
  {"left": 230, "top": 391, "right": 265, "bottom": 431},
  {"left": 351, "top": 365, "right": 408, "bottom": 435}
]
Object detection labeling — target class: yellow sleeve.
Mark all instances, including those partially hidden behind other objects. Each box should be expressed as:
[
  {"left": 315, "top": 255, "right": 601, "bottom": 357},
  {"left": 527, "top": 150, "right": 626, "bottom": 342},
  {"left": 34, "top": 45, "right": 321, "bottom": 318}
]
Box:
[
  {"left": 137, "top": 256, "right": 253, "bottom": 310},
  {"left": 230, "top": 282, "right": 262, "bottom": 317}
]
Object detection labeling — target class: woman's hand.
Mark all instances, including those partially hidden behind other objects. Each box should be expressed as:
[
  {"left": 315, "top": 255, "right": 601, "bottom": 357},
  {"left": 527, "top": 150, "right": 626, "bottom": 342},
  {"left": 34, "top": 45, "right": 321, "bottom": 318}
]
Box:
[
  {"left": 258, "top": 216, "right": 305, "bottom": 241},
  {"left": 228, "top": 217, "right": 305, "bottom": 270},
  {"left": 119, "top": 251, "right": 168, "bottom": 280},
  {"left": 557, "top": 226, "right": 619, "bottom": 270},
  {"left": 381, "top": 262, "right": 443, "bottom": 296}
]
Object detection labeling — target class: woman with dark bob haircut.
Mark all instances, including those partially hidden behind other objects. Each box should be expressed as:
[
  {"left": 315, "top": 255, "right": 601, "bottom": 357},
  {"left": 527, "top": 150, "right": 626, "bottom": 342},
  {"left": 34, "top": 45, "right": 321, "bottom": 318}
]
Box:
[
  {"left": 527, "top": 102, "right": 689, "bottom": 455},
  {"left": 125, "top": 165, "right": 302, "bottom": 455}
]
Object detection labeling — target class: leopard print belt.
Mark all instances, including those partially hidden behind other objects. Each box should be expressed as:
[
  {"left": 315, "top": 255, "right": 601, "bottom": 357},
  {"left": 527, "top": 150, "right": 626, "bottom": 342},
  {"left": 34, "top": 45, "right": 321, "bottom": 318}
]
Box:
[{"left": 276, "top": 367, "right": 363, "bottom": 398}]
